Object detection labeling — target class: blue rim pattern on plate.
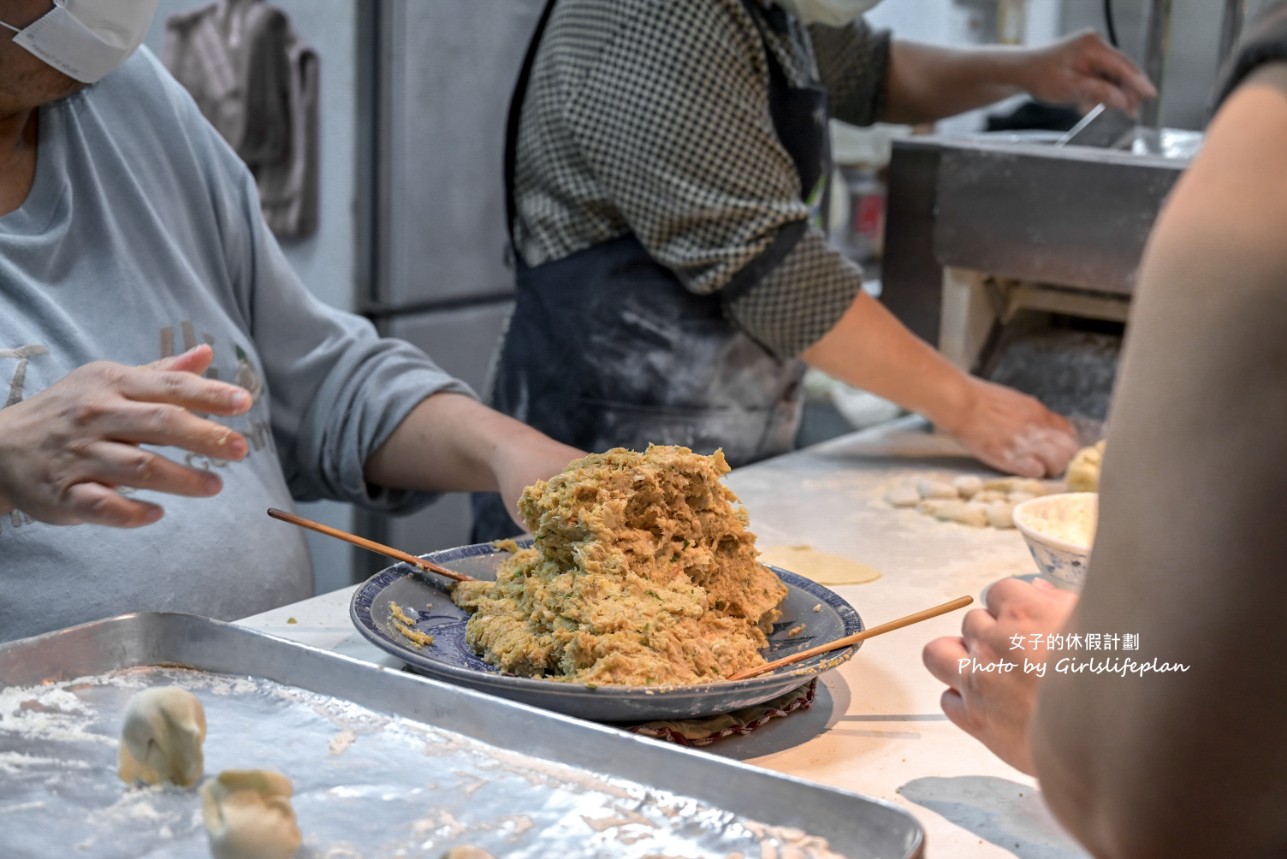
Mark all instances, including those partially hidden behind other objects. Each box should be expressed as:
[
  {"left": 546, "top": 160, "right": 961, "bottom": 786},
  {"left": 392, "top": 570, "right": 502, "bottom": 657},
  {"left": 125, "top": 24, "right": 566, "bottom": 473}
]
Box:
[{"left": 350, "top": 541, "right": 864, "bottom": 723}]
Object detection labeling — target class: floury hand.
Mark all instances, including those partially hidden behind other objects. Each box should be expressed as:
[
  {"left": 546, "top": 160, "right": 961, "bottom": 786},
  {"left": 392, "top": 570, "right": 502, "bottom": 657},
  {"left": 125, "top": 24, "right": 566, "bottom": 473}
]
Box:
[{"left": 0, "top": 345, "right": 252, "bottom": 528}]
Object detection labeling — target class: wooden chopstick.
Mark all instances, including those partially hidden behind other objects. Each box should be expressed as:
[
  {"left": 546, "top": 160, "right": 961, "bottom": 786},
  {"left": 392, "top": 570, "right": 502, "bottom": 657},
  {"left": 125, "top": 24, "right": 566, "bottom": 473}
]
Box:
[
  {"left": 266, "top": 507, "right": 475, "bottom": 583},
  {"left": 726, "top": 595, "right": 974, "bottom": 681}
]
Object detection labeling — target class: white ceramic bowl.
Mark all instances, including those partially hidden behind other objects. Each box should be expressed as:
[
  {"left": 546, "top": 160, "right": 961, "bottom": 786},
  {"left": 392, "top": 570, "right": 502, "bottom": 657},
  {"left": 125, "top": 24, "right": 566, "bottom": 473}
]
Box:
[{"left": 1012, "top": 492, "right": 1097, "bottom": 591}]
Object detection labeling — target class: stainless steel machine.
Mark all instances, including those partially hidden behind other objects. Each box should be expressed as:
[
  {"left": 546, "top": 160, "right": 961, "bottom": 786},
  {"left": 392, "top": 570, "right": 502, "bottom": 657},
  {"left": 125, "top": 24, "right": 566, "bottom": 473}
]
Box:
[{"left": 879, "top": 0, "right": 1245, "bottom": 423}]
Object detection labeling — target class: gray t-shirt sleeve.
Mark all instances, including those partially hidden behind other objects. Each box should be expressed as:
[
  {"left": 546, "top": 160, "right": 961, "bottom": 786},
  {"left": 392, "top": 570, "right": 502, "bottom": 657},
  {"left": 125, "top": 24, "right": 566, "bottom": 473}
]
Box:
[{"left": 200, "top": 87, "right": 473, "bottom": 511}]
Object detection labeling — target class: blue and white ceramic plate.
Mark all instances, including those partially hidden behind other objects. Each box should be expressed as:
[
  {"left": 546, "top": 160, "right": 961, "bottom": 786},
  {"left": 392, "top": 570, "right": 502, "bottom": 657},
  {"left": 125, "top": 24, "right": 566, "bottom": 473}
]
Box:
[{"left": 350, "top": 541, "right": 864, "bottom": 723}]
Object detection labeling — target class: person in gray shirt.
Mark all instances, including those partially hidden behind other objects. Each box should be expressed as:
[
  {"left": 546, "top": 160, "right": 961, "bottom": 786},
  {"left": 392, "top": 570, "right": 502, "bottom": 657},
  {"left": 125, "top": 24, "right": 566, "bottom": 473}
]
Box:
[{"left": 0, "top": 0, "right": 580, "bottom": 642}]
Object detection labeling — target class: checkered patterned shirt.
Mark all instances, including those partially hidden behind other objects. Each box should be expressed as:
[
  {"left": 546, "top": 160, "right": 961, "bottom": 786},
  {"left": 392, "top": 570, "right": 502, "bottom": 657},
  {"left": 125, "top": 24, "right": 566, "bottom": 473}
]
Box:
[{"left": 513, "top": 0, "right": 891, "bottom": 359}]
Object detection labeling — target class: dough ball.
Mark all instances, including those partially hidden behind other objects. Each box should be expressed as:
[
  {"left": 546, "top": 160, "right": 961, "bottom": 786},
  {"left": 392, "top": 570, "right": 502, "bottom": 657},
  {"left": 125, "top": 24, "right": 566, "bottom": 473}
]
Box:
[
  {"left": 982, "top": 477, "right": 1052, "bottom": 497},
  {"left": 441, "top": 848, "right": 496, "bottom": 859},
  {"left": 952, "top": 475, "right": 983, "bottom": 499},
  {"left": 984, "top": 501, "right": 1015, "bottom": 529},
  {"left": 917, "top": 479, "right": 958, "bottom": 500},
  {"left": 884, "top": 482, "right": 921, "bottom": 507},
  {"left": 118, "top": 686, "right": 207, "bottom": 788},
  {"left": 201, "top": 769, "right": 302, "bottom": 859},
  {"left": 918, "top": 499, "right": 988, "bottom": 527},
  {"left": 1066, "top": 440, "right": 1107, "bottom": 492}
]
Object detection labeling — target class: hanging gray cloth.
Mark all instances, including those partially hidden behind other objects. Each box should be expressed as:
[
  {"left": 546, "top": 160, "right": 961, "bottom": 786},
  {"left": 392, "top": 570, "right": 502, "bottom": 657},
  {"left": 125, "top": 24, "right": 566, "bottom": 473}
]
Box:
[{"left": 164, "top": 0, "right": 319, "bottom": 239}]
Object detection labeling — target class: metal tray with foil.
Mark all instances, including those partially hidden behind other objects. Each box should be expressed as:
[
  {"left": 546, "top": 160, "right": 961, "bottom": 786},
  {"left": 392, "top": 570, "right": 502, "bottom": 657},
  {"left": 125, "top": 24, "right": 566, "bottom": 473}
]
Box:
[{"left": 0, "top": 612, "right": 924, "bottom": 858}]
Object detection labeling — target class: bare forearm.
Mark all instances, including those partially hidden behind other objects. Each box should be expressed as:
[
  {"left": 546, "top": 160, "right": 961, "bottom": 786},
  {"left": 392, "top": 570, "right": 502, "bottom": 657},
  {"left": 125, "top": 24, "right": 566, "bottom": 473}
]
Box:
[
  {"left": 882, "top": 32, "right": 1154, "bottom": 125},
  {"left": 803, "top": 291, "right": 1075, "bottom": 476},
  {"left": 801, "top": 291, "right": 971, "bottom": 428},
  {"left": 364, "top": 393, "right": 537, "bottom": 494},
  {"left": 1029, "top": 66, "right": 1287, "bottom": 856},
  {"left": 363, "top": 392, "right": 583, "bottom": 525},
  {"left": 882, "top": 40, "right": 1025, "bottom": 125}
]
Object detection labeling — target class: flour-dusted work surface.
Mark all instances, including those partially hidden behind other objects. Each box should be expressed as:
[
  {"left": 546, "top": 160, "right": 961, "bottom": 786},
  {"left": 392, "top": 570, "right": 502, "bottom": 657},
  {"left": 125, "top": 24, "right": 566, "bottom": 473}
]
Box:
[
  {"left": 236, "top": 417, "right": 1089, "bottom": 859},
  {"left": 718, "top": 417, "right": 1088, "bottom": 858}
]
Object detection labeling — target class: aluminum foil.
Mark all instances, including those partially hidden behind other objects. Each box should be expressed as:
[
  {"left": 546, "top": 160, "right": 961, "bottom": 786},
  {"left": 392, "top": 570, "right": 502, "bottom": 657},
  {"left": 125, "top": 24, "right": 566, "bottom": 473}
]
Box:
[{"left": 0, "top": 665, "right": 844, "bottom": 858}]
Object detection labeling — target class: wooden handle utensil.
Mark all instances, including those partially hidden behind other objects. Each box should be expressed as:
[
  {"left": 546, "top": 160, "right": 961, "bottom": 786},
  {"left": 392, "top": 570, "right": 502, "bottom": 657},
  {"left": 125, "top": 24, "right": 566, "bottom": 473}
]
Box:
[
  {"left": 266, "top": 507, "right": 475, "bottom": 583},
  {"left": 727, "top": 595, "right": 973, "bottom": 681}
]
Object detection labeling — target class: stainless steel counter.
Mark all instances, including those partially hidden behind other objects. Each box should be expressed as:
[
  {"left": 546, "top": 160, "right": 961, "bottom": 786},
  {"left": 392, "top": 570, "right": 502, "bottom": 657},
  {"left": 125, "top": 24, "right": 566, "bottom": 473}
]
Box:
[{"left": 240, "top": 417, "right": 1089, "bottom": 858}]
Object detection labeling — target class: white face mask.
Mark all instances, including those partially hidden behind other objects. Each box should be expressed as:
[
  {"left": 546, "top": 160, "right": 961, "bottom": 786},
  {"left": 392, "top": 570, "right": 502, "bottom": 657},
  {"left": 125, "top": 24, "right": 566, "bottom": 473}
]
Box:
[
  {"left": 0, "top": 0, "right": 159, "bottom": 84},
  {"left": 774, "top": 0, "right": 882, "bottom": 27}
]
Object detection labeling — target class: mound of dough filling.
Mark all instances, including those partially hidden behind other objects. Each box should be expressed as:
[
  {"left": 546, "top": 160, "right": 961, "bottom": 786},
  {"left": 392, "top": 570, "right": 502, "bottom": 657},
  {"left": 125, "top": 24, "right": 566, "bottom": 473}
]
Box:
[{"left": 451, "top": 445, "right": 787, "bottom": 686}]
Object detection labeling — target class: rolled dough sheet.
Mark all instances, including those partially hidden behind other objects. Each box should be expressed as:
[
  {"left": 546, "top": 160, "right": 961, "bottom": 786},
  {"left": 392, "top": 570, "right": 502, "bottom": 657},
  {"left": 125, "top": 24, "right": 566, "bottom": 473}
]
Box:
[{"left": 758, "top": 545, "right": 881, "bottom": 585}]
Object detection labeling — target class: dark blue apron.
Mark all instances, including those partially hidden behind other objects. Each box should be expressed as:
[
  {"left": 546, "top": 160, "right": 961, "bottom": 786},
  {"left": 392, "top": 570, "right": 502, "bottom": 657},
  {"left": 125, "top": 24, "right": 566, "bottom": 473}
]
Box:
[{"left": 472, "top": 0, "right": 831, "bottom": 541}]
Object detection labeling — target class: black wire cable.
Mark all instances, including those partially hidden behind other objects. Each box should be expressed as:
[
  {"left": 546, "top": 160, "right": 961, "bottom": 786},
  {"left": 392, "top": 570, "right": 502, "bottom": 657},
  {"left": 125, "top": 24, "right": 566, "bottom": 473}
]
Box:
[{"left": 1103, "top": 0, "right": 1119, "bottom": 47}]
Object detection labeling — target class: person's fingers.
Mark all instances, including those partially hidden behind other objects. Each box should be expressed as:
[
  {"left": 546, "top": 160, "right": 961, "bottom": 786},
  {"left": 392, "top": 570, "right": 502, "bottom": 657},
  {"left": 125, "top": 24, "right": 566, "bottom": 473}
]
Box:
[
  {"left": 1079, "top": 77, "right": 1135, "bottom": 116},
  {"left": 51, "top": 482, "right": 166, "bottom": 528},
  {"left": 993, "top": 450, "right": 1045, "bottom": 478},
  {"left": 923, "top": 635, "right": 969, "bottom": 687},
  {"left": 984, "top": 575, "right": 1036, "bottom": 615},
  {"left": 1032, "top": 437, "right": 1079, "bottom": 478},
  {"left": 939, "top": 688, "right": 973, "bottom": 732},
  {"left": 96, "top": 401, "right": 249, "bottom": 460},
  {"left": 77, "top": 440, "right": 226, "bottom": 498},
  {"left": 116, "top": 366, "right": 253, "bottom": 418},
  {"left": 1090, "top": 45, "right": 1158, "bottom": 100},
  {"left": 1004, "top": 424, "right": 1078, "bottom": 478},
  {"left": 145, "top": 344, "right": 216, "bottom": 375},
  {"left": 960, "top": 607, "right": 999, "bottom": 650}
]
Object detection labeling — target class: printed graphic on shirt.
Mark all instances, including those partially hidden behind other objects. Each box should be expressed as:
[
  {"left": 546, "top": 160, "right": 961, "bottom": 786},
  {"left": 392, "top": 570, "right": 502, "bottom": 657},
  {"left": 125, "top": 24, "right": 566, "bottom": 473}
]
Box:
[
  {"left": 156, "top": 321, "right": 274, "bottom": 460},
  {"left": 234, "top": 344, "right": 263, "bottom": 400},
  {"left": 1, "top": 344, "right": 49, "bottom": 406}
]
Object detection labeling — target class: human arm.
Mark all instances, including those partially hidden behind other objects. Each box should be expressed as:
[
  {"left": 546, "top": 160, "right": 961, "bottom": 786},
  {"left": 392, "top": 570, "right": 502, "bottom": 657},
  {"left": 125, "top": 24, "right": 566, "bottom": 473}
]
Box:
[
  {"left": 879, "top": 29, "right": 1155, "bottom": 125},
  {"left": 234, "top": 219, "right": 578, "bottom": 522},
  {"left": 1023, "top": 63, "right": 1287, "bottom": 857},
  {"left": 802, "top": 291, "right": 1078, "bottom": 476},
  {"left": 926, "top": 62, "right": 1287, "bottom": 856},
  {"left": 0, "top": 345, "right": 253, "bottom": 527},
  {"left": 362, "top": 393, "right": 583, "bottom": 527}
]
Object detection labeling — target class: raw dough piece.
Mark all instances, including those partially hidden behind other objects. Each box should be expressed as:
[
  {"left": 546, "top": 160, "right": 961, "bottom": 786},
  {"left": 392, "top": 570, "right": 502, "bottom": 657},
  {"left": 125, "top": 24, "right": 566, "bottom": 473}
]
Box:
[
  {"left": 982, "top": 477, "right": 1053, "bottom": 497},
  {"left": 884, "top": 483, "right": 921, "bottom": 507},
  {"left": 984, "top": 501, "right": 1015, "bottom": 529},
  {"left": 886, "top": 473, "right": 1056, "bottom": 529},
  {"left": 917, "top": 478, "right": 958, "bottom": 499},
  {"left": 117, "top": 687, "right": 207, "bottom": 788},
  {"left": 441, "top": 848, "right": 496, "bottom": 859},
  {"left": 952, "top": 475, "right": 983, "bottom": 499},
  {"left": 917, "top": 499, "right": 989, "bottom": 527},
  {"left": 758, "top": 544, "right": 881, "bottom": 585},
  {"left": 1066, "top": 440, "right": 1106, "bottom": 492},
  {"left": 201, "top": 769, "right": 302, "bottom": 859}
]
